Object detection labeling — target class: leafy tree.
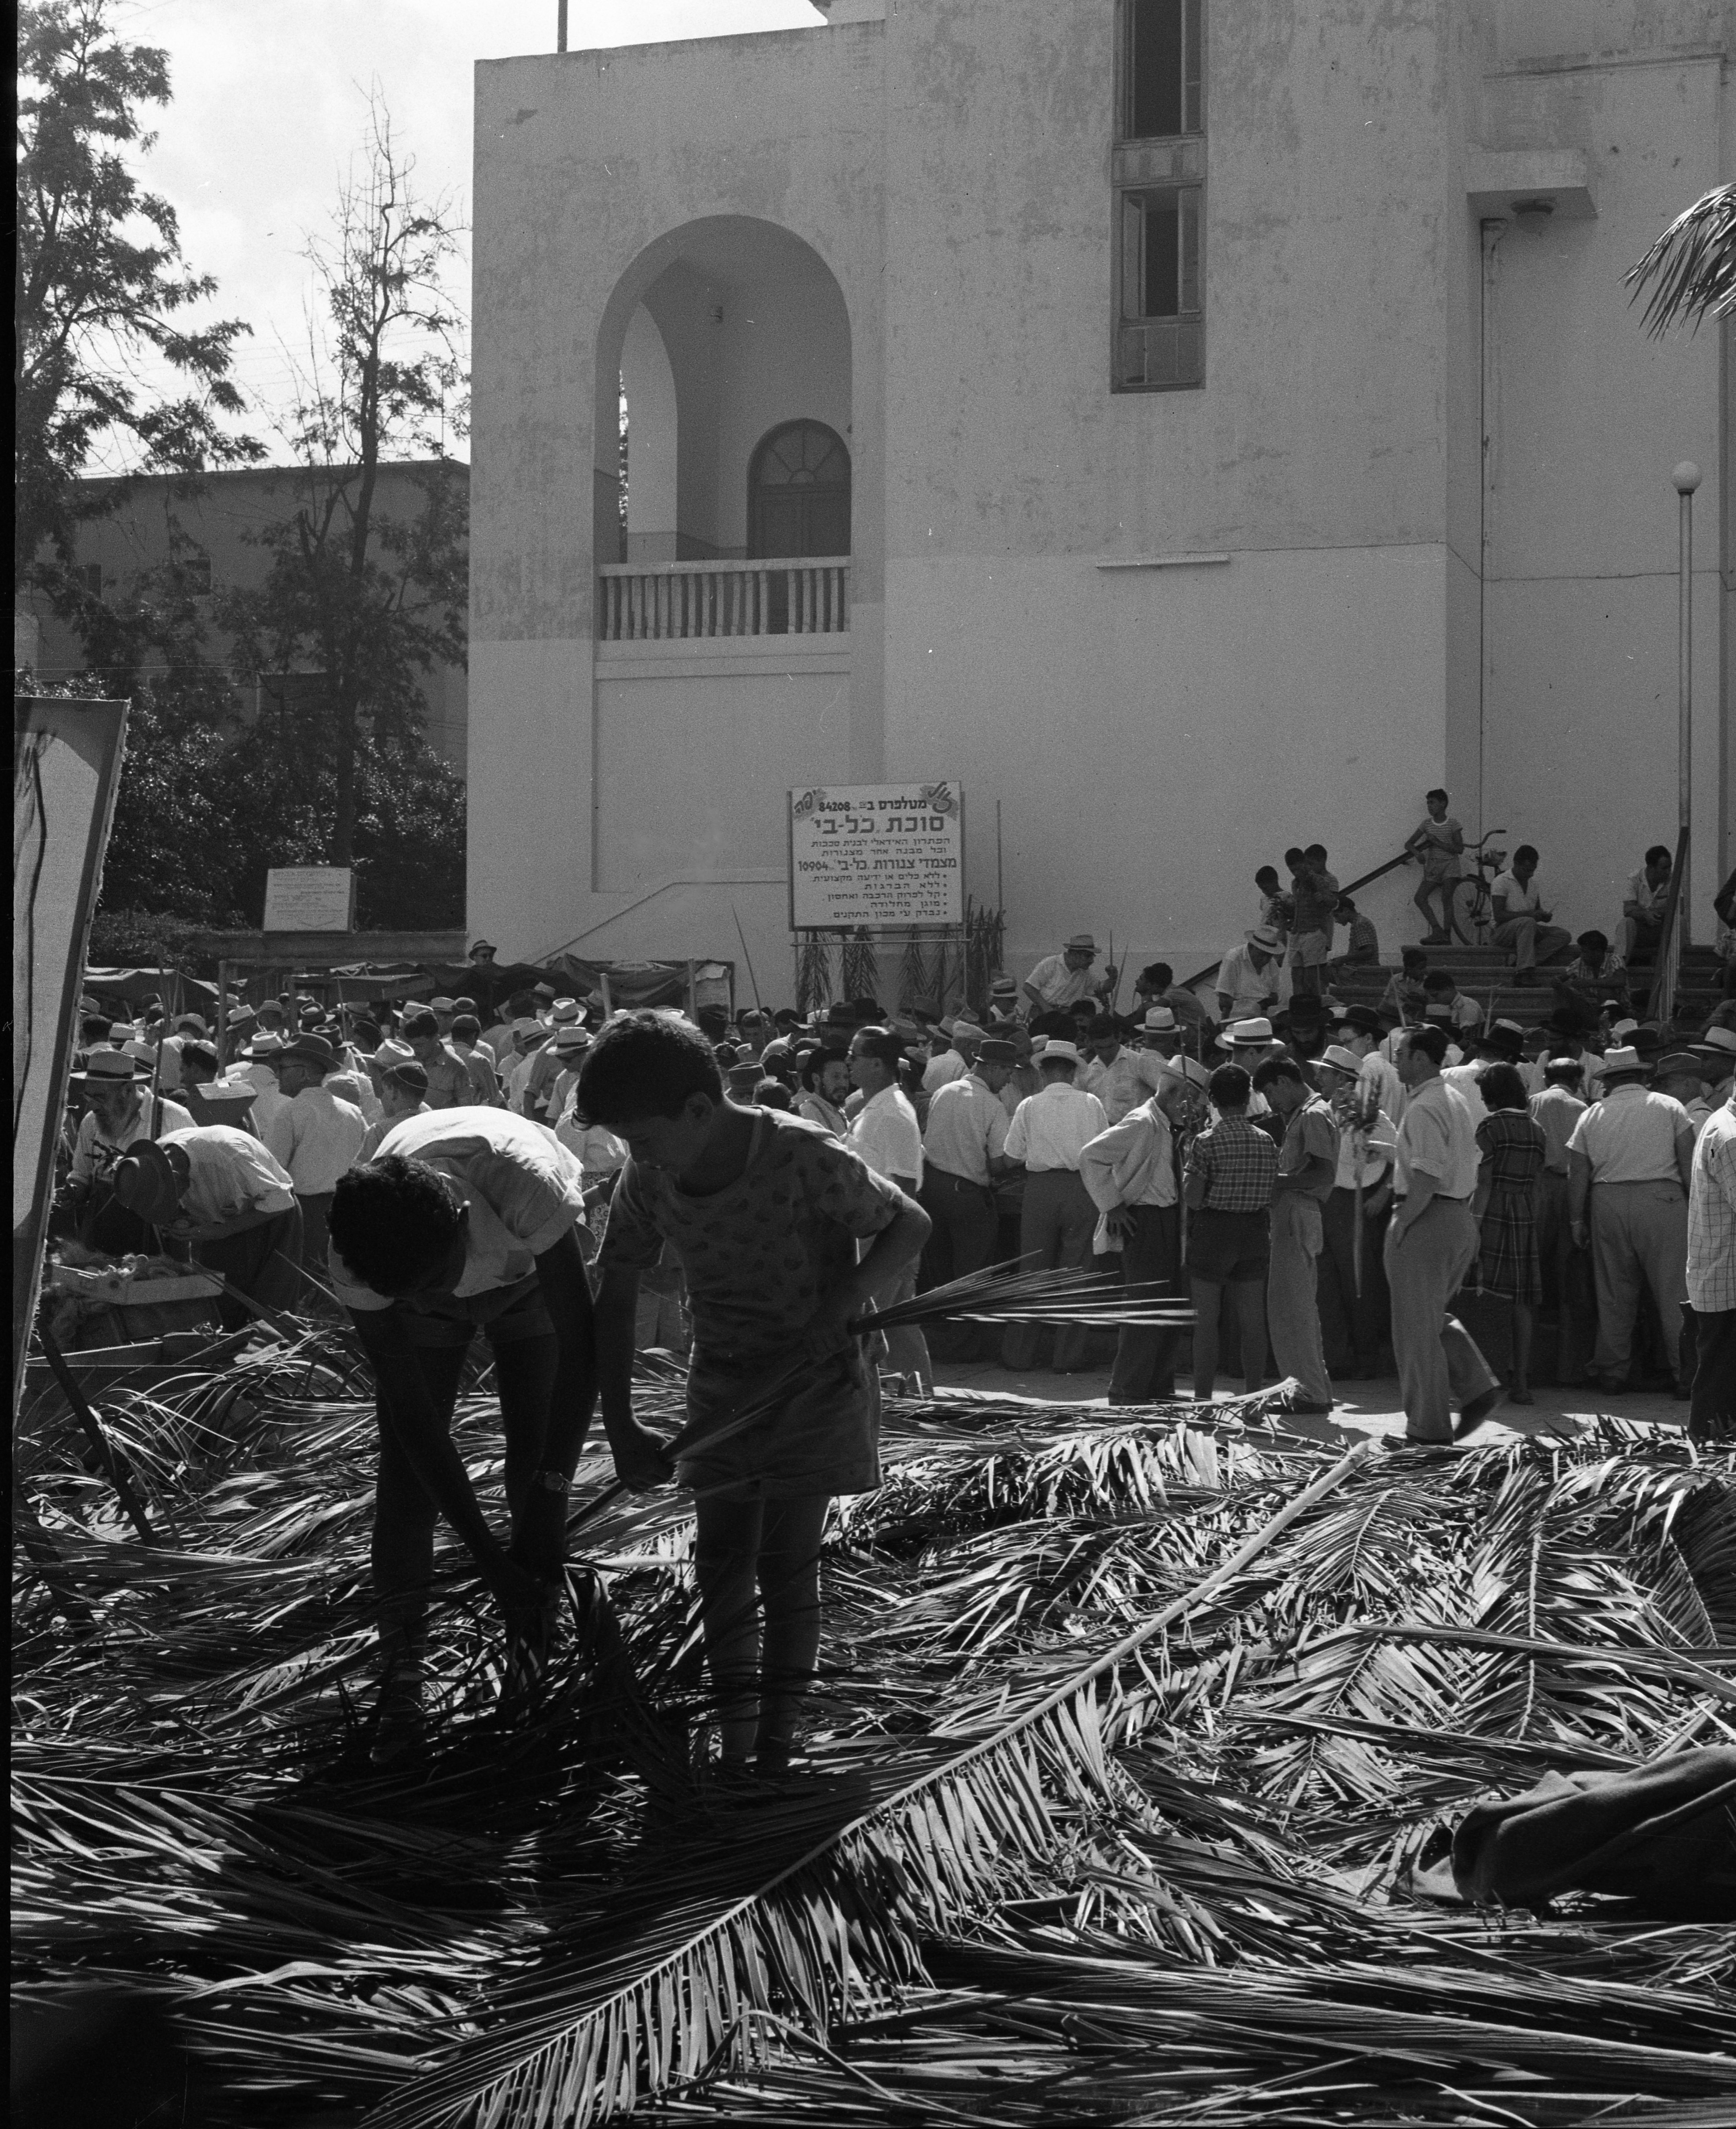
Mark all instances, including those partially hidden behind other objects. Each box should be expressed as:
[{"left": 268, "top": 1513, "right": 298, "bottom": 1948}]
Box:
[
  {"left": 16, "top": 0, "right": 258, "bottom": 607},
  {"left": 1627, "top": 183, "right": 1736, "bottom": 335},
  {"left": 217, "top": 98, "right": 467, "bottom": 868}
]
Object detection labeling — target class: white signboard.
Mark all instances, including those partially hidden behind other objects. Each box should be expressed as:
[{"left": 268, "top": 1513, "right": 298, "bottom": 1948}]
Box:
[
  {"left": 263, "top": 866, "right": 355, "bottom": 932},
  {"left": 788, "top": 782, "right": 964, "bottom": 930}
]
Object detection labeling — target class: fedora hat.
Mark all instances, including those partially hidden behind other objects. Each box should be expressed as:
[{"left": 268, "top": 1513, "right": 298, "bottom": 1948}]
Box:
[
  {"left": 977, "top": 1036, "right": 1018, "bottom": 1064},
  {"left": 1335, "top": 1004, "right": 1381, "bottom": 1037},
  {"left": 1143, "top": 1006, "right": 1178, "bottom": 1031},
  {"left": 1245, "top": 924, "right": 1283, "bottom": 952},
  {"left": 989, "top": 974, "right": 1018, "bottom": 996},
  {"left": 241, "top": 1032, "right": 286, "bottom": 1061},
  {"left": 278, "top": 1033, "right": 337, "bottom": 1073},
  {"left": 173, "top": 1012, "right": 209, "bottom": 1036},
  {"left": 1063, "top": 934, "right": 1098, "bottom": 954},
  {"left": 1653, "top": 1050, "right": 1705, "bottom": 1080},
  {"left": 1319, "top": 1044, "right": 1364, "bottom": 1077},
  {"left": 71, "top": 1047, "right": 153, "bottom": 1086},
  {"left": 1161, "top": 1054, "right": 1213, "bottom": 1090},
  {"left": 110, "top": 1140, "right": 187, "bottom": 1226},
  {"left": 1691, "top": 1025, "right": 1736, "bottom": 1062},
  {"left": 429, "top": 995, "right": 456, "bottom": 1014},
  {"left": 380, "top": 1058, "right": 430, "bottom": 1097},
  {"left": 373, "top": 1037, "right": 416, "bottom": 1068},
  {"left": 468, "top": 938, "right": 497, "bottom": 956},
  {"left": 552, "top": 1022, "right": 593, "bottom": 1053},
  {"left": 1599, "top": 1046, "right": 1648, "bottom": 1081},
  {"left": 549, "top": 997, "right": 582, "bottom": 1025},
  {"left": 1220, "top": 1017, "right": 1276, "bottom": 1050},
  {"left": 1039, "top": 1039, "right": 1083, "bottom": 1066}
]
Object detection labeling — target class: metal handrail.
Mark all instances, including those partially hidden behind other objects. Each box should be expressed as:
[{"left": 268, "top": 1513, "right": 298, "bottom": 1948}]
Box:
[
  {"left": 1180, "top": 847, "right": 1416, "bottom": 994},
  {"left": 1643, "top": 824, "right": 1690, "bottom": 1025}
]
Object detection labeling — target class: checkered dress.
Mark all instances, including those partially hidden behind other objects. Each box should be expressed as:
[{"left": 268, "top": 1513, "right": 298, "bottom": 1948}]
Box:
[{"left": 1475, "top": 1109, "right": 1546, "bottom": 1305}]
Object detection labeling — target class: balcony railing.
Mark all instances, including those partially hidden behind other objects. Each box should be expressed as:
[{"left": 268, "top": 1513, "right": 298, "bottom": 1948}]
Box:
[{"left": 598, "top": 557, "right": 850, "bottom": 642}]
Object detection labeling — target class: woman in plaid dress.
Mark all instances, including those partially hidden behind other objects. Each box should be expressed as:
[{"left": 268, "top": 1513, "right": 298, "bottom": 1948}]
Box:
[{"left": 1474, "top": 1064, "right": 1547, "bottom": 1403}]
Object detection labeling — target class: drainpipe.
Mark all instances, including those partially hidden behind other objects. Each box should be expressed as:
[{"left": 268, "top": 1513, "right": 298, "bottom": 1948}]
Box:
[{"left": 1478, "top": 216, "right": 1509, "bottom": 843}]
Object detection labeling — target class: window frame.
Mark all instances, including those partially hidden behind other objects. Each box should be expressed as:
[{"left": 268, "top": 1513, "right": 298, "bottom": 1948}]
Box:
[{"left": 1112, "top": 0, "right": 1206, "bottom": 396}]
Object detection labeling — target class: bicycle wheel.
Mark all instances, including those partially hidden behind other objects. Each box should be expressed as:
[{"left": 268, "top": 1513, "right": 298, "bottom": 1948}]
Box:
[{"left": 1449, "top": 879, "right": 1485, "bottom": 947}]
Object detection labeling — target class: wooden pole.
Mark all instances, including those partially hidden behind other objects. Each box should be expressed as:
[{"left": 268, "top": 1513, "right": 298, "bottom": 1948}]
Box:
[{"left": 216, "top": 960, "right": 230, "bottom": 1071}]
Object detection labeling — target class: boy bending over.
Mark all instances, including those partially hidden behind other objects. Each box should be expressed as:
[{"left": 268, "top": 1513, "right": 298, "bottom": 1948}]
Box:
[{"left": 581, "top": 1012, "right": 929, "bottom": 1777}]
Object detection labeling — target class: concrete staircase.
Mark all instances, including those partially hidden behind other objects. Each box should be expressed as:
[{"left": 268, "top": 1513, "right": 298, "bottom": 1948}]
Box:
[{"left": 1327, "top": 942, "right": 1726, "bottom": 1035}]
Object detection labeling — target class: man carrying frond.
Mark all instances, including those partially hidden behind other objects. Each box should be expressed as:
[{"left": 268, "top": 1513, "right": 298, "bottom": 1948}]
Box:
[{"left": 580, "top": 1011, "right": 930, "bottom": 1780}]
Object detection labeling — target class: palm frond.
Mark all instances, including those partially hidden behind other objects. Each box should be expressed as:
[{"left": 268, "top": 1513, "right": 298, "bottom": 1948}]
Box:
[{"left": 1626, "top": 182, "right": 1736, "bottom": 335}]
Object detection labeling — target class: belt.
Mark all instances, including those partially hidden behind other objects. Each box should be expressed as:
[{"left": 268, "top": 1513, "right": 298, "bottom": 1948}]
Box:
[{"left": 929, "top": 1166, "right": 988, "bottom": 1188}]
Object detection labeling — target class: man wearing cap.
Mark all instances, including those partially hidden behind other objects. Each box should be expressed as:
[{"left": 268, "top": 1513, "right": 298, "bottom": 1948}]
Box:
[
  {"left": 920, "top": 1036, "right": 1021, "bottom": 1342},
  {"left": 1216, "top": 928, "right": 1283, "bottom": 1025},
  {"left": 1002, "top": 1040, "right": 1109, "bottom": 1372},
  {"left": 263, "top": 1035, "right": 369, "bottom": 1277},
  {"left": 1251, "top": 1057, "right": 1340, "bottom": 1412},
  {"left": 62, "top": 1051, "right": 195, "bottom": 1252},
  {"left": 1682, "top": 1082, "right": 1736, "bottom": 1443},
  {"left": 112, "top": 1127, "right": 303, "bottom": 1330},
  {"left": 1489, "top": 845, "right": 1572, "bottom": 984},
  {"left": 1315, "top": 1044, "right": 1399, "bottom": 1378},
  {"left": 1022, "top": 936, "right": 1116, "bottom": 1020},
  {"left": 359, "top": 1057, "right": 431, "bottom": 1162},
  {"left": 1335, "top": 1006, "right": 1406, "bottom": 1127},
  {"left": 1566, "top": 1046, "right": 1696, "bottom": 1397},
  {"left": 1078, "top": 1015, "right": 1166, "bottom": 1125},
  {"left": 1079, "top": 1056, "right": 1209, "bottom": 1403},
  {"left": 1386, "top": 1025, "right": 1505, "bottom": 1442}
]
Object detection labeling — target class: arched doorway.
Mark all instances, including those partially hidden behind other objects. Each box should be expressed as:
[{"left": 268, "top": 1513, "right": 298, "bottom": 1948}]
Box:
[{"left": 748, "top": 420, "right": 851, "bottom": 559}]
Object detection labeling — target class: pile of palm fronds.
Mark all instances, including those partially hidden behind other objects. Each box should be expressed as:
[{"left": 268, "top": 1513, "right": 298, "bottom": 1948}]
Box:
[{"left": 12, "top": 1321, "right": 1736, "bottom": 2126}]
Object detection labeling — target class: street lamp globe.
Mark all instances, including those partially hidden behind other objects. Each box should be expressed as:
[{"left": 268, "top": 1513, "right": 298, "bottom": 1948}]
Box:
[{"left": 1673, "top": 461, "right": 1701, "bottom": 494}]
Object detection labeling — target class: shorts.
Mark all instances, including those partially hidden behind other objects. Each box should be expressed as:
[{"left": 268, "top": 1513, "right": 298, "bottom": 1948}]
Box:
[
  {"left": 681, "top": 1341, "right": 880, "bottom": 1502},
  {"left": 1186, "top": 1207, "right": 1271, "bottom": 1286},
  {"left": 1421, "top": 857, "right": 1461, "bottom": 885},
  {"left": 1286, "top": 929, "right": 1332, "bottom": 968}
]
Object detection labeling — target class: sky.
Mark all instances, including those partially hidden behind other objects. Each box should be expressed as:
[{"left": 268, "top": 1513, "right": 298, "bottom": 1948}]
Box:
[{"left": 99, "top": 0, "right": 823, "bottom": 463}]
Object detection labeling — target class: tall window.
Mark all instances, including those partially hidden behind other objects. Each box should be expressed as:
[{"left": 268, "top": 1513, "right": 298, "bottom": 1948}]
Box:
[
  {"left": 748, "top": 420, "right": 851, "bottom": 559},
  {"left": 1114, "top": 0, "right": 1205, "bottom": 392}
]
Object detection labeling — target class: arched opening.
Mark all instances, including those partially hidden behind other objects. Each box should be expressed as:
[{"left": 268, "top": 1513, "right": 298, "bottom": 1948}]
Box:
[{"left": 747, "top": 419, "right": 851, "bottom": 560}]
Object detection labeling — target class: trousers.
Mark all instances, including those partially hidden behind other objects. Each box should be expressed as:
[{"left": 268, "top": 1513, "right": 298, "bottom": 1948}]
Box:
[
  {"left": 1589, "top": 1180, "right": 1689, "bottom": 1379},
  {"left": 1108, "top": 1202, "right": 1182, "bottom": 1403},
  {"left": 1384, "top": 1197, "right": 1499, "bottom": 1442},
  {"left": 1003, "top": 1168, "right": 1096, "bottom": 1371},
  {"left": 194, "top": 1204, "right": 305, "bottom": 1330},
  {"left": 1316, "top": 1186, "right": 1390, "bottom": 1372},
  {"left": 919, "top": 1168, "right": 1001, "bottom": 1358},
  {"left": 1535, "top": 1168, "right": 1596, "bottom": 1384},
  {"left": 1266, "top": 1192, "right": 1333, "bottom": 1406},
  {"left": 296, "top": 1190, "right": 334, "bottom": 1278},
  {"left": 1683, "top": 1306, "right": 1736, "bottom": 1443},
  {"left": 1491, "top": 914, "right": 1571, "bottom": 971}
]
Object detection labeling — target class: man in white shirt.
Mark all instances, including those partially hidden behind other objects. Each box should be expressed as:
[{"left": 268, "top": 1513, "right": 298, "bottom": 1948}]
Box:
[
  {"left": 1621, "top": 844, "right": 1674, "bottom": 964},
  {"left": 1334, "top": 1006, "right": 1406, "bottom": 1125},
  {"left": 922, "top": 1017, "right": 983, "bottom": 1095},
  {"left": 1001, "top": 1040, "right": 1108, "bottom": 1373},
  {"left": 113, "top": 1125, "right": 301, "bottom": 1330},
  {"left": 1683, "top": 1089, "right": 1736, "bottom": 1443},
  {"left": 1489, "top": 844, "right": 1572, "bottom": 982},
  {"left": 920, "top": 1035, "right": 1018, "bottom": 1355},
  {"left": 1566, "top": 1046, "right": 1696, "bottom": 1395},
  {"left": 1215, "top": 927, "right": 1283, "bottom": 1025},
  {"left": 848, "top": 1025, "right": 931, "bottom": 1389},
  {"left": 1531, "top": 1057, "right": 1595, "bottom": 1387},
  {"left": 1080, "top": 1055, "right": 1208, "bottom": 1403},
  {"left": 264, "top": 1035, "right": 369, "bottom": 1278},
  {"left": 1077, "top": 1016, "right": 1165, "bottom": 1124},
  {"left": 1385, "top": 1026, "right": 1504, "bottom": 1443},
  {"left": 1022, "top": 935, "right": 1116, "bottom": 1018},
  {"left": 63, "top": 1049, "right": 196, "bottom": 1251}
]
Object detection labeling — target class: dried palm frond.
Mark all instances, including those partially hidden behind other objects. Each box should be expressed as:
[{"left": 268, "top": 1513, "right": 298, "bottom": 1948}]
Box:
[{"left": 1627, "top": 182, "right": 1736, "bottom": 335}]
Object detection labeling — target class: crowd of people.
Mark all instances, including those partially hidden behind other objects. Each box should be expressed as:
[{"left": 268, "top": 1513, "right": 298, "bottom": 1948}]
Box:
[{"left": 42, "top": 814, "right": 1736, "bottom": 1774}]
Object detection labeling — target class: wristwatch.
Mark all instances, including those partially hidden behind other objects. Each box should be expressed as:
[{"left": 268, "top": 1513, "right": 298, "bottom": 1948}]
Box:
[{"left": 531, "top": 1469, "right": 570, "bottom": 1496}]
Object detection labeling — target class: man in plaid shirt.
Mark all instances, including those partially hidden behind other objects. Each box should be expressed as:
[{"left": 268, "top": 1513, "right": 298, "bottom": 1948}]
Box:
[{"left": 1183, "top": 1063, "right": 1278, "bottom": 1402}]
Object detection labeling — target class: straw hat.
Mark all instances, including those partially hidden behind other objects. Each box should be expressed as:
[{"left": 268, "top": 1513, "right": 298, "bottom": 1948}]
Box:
[
  {"left": 1318, "top": 1044, "right": 1364, "bottom": 1077},
  {"left": 1038, "top": 1039, "right": 1083, "bottom": 1066},
  {"left": 1598, "top": 1046, "right": 1649, "bottom": 1081},
  {"left": 70, "top": 1048, "right": 152, "bottom": 1086},
  {"left": 1063, "top": 934, "right": 1098, "bottom": 954},
  {"left": 1245, "top": 925, "right": 1284, "bottom": 953},
  {"left": 1219, "top": 1017, "right": 1276, "bottom": 1050},
  {"left": 1142, "top": 1006, "right": 1178, "bottom": 1031},
  {"left": 1161, "top": 1054, "right": 1213, "bottom": 1090},
  {"left": 552, "top": 1023, "right": 593, "bottom": 1053}
]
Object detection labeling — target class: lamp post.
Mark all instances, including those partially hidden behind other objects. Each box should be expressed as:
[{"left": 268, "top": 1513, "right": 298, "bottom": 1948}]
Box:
[{"left": 1673, "top": 460, "right": 1699, "bottom": 943}]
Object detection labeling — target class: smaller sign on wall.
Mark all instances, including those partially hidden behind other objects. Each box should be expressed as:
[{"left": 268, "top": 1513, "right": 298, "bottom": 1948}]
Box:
[
  {"left": 788, "top": 782, "right": 964, "bottom": 930},
  {"left": 263, "top": 866, "right": 355, "bottom": 932}
]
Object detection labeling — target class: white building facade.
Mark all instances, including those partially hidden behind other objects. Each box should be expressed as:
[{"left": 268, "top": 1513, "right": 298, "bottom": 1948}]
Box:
[{"left": 469, "top": 0, "right": 1732, "bottom": 989}]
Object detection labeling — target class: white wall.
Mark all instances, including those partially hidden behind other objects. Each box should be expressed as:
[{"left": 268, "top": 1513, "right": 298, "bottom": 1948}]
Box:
[{"left": 623, "top": 305, "right": 679, "bottom": 561}]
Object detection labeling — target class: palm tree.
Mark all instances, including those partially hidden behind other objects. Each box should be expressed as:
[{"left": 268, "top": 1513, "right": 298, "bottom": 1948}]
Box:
[{"left": 1627, "top": 183, "right": 1736, "bottom": 334}]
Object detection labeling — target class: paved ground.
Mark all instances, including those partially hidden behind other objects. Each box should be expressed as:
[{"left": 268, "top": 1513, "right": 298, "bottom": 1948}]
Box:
[{"left": 930, "top": 1358, "right": 1688, "bottom": 1446}]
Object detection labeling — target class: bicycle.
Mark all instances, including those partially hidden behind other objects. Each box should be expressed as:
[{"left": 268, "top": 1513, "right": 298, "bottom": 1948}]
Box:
[{"left": 1447, "top": 830, "right": 1509, "bottom": 947}]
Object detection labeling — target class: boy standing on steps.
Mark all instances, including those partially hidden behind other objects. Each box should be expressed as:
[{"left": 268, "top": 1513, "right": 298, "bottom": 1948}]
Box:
[
  {"left": 1405, "top": 789, "right": 1465, "bottom": 944},
  {"left": 582, "top": 1011, "right": 929, "bottom": 1778}
]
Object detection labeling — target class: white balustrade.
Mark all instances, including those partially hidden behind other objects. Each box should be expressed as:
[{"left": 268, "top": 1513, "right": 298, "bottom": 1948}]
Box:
[{"left": 597, "top": 557, "right": 850, "bottom": 641}]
